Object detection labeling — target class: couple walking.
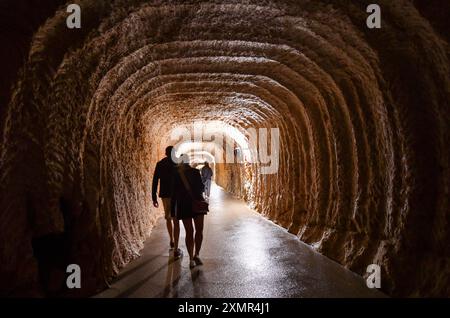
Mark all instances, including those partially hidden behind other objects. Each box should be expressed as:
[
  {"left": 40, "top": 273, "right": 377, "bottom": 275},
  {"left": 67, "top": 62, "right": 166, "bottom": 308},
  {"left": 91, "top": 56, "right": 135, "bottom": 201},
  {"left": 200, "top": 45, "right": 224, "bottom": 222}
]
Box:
[{"left": 152, "top": 146, "right": 213, "bottom": 268}]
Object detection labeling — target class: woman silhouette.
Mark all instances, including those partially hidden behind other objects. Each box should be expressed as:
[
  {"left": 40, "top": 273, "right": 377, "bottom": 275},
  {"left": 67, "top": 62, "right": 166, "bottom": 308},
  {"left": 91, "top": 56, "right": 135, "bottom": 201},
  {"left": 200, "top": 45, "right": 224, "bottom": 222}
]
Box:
[{"left": 172, "top": 154, "right": 207, "bottom": 268}]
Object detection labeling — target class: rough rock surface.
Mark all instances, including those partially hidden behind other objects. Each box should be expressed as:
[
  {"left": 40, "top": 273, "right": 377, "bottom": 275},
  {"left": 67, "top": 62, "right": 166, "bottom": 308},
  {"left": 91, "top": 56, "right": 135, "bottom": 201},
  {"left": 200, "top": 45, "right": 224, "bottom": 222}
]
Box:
[{"left": 0, "top": 0, "right": 449, "bottom": 297}]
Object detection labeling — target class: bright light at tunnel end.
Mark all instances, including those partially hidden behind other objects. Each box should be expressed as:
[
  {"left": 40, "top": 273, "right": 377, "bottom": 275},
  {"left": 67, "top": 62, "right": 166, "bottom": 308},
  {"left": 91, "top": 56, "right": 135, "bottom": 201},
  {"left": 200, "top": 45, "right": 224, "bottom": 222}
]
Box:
[{"left": 168, "top": 121, "right": 280, "bottom": 174}]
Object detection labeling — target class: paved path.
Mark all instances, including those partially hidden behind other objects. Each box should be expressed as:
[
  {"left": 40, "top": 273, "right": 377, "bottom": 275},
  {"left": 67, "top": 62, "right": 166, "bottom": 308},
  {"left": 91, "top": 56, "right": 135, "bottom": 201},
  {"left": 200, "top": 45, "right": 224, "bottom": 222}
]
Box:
[{"left": 95, "top": 183, "right": 385, "bottom": 298}]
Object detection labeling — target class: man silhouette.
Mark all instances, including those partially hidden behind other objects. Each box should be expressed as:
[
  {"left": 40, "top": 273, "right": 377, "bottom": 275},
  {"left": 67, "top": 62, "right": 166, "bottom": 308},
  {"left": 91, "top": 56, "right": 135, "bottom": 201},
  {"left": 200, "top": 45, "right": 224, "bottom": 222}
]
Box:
[
  {"left": 201, "top": 161, "right": 213, "bottom": 198},
  {"left": 152, "top": 146, "right": 182, "bottom": 258}
]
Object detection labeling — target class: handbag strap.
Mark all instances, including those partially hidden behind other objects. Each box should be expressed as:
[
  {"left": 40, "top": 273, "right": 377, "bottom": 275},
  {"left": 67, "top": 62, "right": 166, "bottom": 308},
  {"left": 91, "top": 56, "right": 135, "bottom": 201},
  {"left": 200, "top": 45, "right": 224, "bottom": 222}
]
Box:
[{"left": 178, "top": 166, "right": 194, "bottom": 198}]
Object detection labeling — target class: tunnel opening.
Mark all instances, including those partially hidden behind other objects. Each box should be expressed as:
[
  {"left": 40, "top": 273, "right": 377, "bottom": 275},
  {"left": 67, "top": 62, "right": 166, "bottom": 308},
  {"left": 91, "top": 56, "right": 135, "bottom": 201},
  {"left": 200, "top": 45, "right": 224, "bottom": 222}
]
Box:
[{"left": 0, "top": 0, "right": 448, "bottom": 297}]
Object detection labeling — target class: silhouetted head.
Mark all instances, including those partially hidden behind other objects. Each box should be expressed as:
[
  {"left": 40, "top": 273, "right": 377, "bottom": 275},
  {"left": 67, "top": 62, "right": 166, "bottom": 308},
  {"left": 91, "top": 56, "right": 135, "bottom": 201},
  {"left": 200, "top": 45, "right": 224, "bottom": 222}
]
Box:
[
  {"left": 165, "top": 146, "right": 174, "bottom": 158},
  {"left": 204, "top": 161, "right": 209, "bottom": 167},
  {"left": 179, "top": 154, "right": 190, "bottom": 166}
]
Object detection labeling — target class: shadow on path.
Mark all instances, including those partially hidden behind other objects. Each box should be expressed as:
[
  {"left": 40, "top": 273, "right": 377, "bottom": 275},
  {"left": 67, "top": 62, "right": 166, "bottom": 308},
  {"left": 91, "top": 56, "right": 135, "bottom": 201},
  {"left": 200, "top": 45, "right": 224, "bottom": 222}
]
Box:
[{"left": 95, "top": 183, "right": 386, "bottom": 298}]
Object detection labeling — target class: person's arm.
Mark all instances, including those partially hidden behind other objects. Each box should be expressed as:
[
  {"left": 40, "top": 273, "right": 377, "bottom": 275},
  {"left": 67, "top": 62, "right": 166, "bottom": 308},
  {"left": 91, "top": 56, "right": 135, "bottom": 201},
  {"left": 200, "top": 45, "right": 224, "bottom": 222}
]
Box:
[
  {"left": 194, "top": 169, "right": 205, "bottom": 197},
  {"left": 152, "top": 163, "right": 160, "bottom": 206},
  {"left": 200, "top": 167, "right": 205, "bottom": 182}
]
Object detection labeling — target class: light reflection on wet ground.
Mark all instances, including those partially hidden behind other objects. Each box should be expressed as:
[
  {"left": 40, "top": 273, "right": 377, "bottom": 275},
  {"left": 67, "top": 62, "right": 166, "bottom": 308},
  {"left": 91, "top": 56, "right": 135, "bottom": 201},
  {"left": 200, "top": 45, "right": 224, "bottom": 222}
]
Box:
[{"left": 95, "top": 183, "right": 385, "bottom": 298}]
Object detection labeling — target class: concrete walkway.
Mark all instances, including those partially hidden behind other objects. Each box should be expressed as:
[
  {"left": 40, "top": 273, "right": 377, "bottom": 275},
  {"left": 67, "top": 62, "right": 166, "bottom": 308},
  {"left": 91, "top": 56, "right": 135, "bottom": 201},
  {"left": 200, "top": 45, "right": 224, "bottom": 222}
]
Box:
[{"left": 95, "top": 183, "right": 385, "bottom": 298}]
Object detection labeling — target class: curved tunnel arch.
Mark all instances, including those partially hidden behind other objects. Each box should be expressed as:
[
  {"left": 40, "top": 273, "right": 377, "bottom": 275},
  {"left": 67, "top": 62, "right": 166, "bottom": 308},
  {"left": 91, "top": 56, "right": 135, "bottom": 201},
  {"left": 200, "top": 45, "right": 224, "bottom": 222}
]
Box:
[{"left": 0, "top": 0, "right": 448, "bottom": 297}]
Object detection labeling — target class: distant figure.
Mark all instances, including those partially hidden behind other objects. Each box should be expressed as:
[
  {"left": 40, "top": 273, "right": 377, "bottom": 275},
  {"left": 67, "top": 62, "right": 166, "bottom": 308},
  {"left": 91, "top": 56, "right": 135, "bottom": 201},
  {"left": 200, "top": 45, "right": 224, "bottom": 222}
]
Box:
[
  {"left": 201, "top": 161, "right": 213, "bottom": 198},
  {"left": 172, "top": 154, "right": 208, "bottom": 268},
  {"left": 152, "top": 146, "right": 182, "bottom": 259}
]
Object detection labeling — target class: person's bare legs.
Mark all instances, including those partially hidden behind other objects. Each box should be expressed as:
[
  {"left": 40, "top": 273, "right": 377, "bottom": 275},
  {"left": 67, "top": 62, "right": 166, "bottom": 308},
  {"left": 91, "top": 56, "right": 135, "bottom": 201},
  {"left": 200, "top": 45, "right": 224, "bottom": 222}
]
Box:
[
  {"left": 182, "top": 218, "right": 194, "bottom": 261},
  {"left": 166, "top": 219, "right": 174, "bottom": 246},
  {"left": 193, "top": 215, "right": 204, "bottom": 258},
  {"left": 161, "top": 198, "right": 174, "bottom": 247},
  {"left": 173, "top": 218, "right": 180, "bottom": 249}
]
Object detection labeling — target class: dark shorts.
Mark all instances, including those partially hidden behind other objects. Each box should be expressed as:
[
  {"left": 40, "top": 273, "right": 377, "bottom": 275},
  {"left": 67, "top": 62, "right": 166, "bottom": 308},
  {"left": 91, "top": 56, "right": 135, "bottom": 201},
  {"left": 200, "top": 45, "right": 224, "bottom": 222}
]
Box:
[
  {"left": 175, "top": 201, "right": 207, "bottom": 220},
  {"left": 161, "top": 198, "right": 175, "bottom": 220}
]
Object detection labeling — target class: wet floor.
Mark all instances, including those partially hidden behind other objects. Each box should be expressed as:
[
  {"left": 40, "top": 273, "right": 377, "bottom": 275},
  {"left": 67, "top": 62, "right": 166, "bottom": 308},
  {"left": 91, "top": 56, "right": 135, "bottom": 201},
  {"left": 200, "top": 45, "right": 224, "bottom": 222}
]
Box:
[{"left": 95, "top": 183, "right": 385, "bottom": 298}]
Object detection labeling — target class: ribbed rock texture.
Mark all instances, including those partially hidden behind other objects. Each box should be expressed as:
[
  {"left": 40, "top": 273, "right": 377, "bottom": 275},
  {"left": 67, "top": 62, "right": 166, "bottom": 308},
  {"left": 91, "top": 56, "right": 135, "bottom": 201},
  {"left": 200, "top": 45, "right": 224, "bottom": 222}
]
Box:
[{"left": 0, "top": 0, "right": 449, "bottom": 297}]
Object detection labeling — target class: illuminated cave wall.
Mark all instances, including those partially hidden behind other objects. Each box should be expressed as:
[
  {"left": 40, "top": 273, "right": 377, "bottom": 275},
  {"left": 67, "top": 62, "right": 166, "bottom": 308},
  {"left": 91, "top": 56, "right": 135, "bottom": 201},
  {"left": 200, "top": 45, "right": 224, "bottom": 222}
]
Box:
[{"left": 0, "top": 0, "right": 448, "bottom": 297}]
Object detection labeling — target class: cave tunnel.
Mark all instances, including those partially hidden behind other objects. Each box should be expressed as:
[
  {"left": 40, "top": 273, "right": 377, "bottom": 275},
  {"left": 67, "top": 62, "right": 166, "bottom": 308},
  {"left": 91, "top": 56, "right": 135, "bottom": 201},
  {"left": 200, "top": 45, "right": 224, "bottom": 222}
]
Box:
[{"left": 0, "top": 0, "right": 449, "bottom": 298}]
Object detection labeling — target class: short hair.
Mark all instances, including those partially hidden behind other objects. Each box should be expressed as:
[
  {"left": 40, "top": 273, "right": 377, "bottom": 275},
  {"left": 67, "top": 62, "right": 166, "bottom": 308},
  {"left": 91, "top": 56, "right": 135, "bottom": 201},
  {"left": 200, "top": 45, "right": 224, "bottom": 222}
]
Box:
[
  {"left": 180, "top": 154, "right": 190, "bottom": 164},
  {"left": 165, "top": 146, "right": 174, "bottom": 157}
]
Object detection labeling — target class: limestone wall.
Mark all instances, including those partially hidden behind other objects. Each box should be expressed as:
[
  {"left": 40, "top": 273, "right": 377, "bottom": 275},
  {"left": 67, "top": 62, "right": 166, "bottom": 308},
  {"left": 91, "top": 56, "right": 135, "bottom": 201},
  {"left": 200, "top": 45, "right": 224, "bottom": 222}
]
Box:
[{"left": 0, "top": 0, "right": 448, "bottom": 296}]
